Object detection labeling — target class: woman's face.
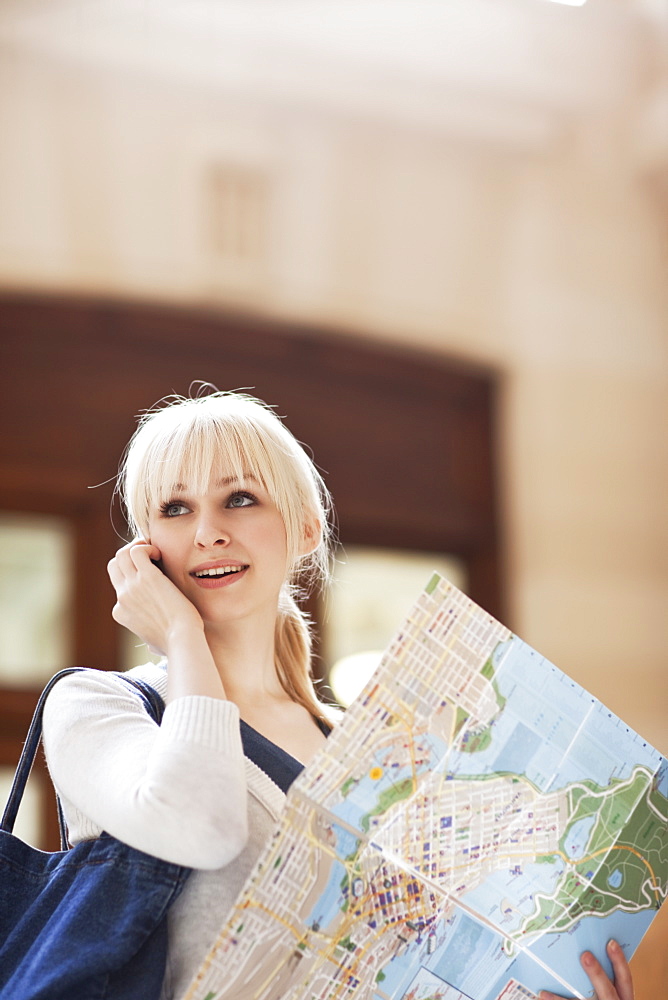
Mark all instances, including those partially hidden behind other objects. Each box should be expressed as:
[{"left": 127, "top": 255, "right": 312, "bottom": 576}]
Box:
[{"left": 146, "top": 472, "right": 289, "bottom": 627}]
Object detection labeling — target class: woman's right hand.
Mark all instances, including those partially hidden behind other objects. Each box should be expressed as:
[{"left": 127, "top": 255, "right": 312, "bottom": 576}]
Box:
[
  {"left": 108, "top": 540, "right": 204, "bottom": 656},
  {"left": 539, "top": 940, "right": 634, "bottom": 1000}
]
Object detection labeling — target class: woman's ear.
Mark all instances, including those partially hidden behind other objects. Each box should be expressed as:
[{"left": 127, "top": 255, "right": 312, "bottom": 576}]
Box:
[{"left": 300, "top": 517, "right": 322, "bottom": 557}]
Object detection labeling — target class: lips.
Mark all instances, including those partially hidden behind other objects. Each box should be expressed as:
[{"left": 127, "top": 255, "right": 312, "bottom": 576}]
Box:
[
  {"left": 190, "top": 561, "right": 250, "bottom": 589},
  {"left": 192, "top": 565, "right": 247, "bottom": 579}
]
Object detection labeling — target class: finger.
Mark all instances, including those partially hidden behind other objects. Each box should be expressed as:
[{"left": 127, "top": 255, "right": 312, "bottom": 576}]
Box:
[
  {"left": 107, "top": 556, "right": 125, "bottom": 591},
  {"left": 607, "top": 940, "right": 633, "bottom": 1000},
  {"left": 111, "top": 600, "right": 129, "bottom": 629},
  {"left": 109, "top": 540, "right": 142, "bottom": 580},
  {"left": 107, "top": 541, "right": 137, "bottom": 586},
  {"left": 128, "top": 541, "right": 162, "bottom": 572},
  {"left": 580, "top": 949, "right": 619, "bottom": 1000}
]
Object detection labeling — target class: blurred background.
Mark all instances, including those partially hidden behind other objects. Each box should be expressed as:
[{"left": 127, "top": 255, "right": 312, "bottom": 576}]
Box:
[{"left": 0, "top": 0, "right": 666, "bottom": 993}]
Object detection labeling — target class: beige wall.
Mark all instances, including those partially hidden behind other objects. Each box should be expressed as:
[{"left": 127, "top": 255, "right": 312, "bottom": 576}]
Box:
[
  {"left": 0, "top": 40, "right": 666, "bottom": 762},
  {"left": 1, "top": 18, "right": 667, "bottom": 992}
]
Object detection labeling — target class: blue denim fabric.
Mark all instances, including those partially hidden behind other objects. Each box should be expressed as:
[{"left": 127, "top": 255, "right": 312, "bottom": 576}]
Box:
[
  {"left": 0, "top": 832, "right": 188, "bottom": 1000},
  {"left": 0, "top": 669, "right": 191, "bottom": 1000}
]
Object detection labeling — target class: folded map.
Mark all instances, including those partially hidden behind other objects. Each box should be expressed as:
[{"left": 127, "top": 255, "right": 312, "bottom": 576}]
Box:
[{"left": 185, "top": 574, "right": 668, "bottom": 1000}]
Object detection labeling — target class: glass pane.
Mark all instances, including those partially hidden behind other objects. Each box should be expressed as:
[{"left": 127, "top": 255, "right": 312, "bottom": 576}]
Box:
[
  {"left": 0, "top": 767, "right": 42, "bottom": 848},
  {"left": 0, "top": 513, "right": 74, "bottom": 685},
  {"left": 325, "top": 545, "right": 467, "bottom": 706}
]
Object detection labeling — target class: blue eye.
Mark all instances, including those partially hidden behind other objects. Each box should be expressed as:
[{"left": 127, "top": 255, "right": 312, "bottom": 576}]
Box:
[
  {"left": 228, "top": 492, "right": 256, "bottom": 508},
  {"left": 160, "top": 501, "right": 189, "bottom": 517}
]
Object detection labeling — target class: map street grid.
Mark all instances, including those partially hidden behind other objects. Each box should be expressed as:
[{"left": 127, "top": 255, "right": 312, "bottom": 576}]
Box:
[{"left": 184, "top": 575, "right": 668, "bottom": 1000}]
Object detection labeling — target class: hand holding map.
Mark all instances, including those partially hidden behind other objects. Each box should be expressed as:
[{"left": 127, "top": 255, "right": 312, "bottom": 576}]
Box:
[{"left": 539, "top": 939, "right": 634, "bottom": 1000}]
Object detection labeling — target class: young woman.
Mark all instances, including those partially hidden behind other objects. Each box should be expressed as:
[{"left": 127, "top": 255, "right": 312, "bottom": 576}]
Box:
[
  {"left": 43, "top": 390, "right": 336, "bottom": 998},
  {"left": 42, "top": 390, "right": 635, "bottom": 1000}
]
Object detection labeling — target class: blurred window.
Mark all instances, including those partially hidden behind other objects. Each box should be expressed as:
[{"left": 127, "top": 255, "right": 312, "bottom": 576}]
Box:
[
  {"left": 121, "top": 626, "right": 163, "bottom": 672},
  {"left": 324, "top": 545, "right": 467, "bottom": 706},
  {"left": 0, "top": 768, "right": 41, "bottom": 848},
  {"left": 0, "top": 512, "right": 74, "bottom": 685}
]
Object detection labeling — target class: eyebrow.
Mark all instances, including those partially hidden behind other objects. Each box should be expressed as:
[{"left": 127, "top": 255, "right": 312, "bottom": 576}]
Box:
[{"left": 170, "top": 474, "right": 258, "bottom": 492}]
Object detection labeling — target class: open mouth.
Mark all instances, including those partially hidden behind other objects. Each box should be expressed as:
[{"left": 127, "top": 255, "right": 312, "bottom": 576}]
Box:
[{"left": 192, "top": 564, "right": 249, "bottom": 579}]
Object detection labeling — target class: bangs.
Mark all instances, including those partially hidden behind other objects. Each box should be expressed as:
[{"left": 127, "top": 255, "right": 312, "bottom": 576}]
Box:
[{"left": 146, "top": 418, "right": 275, "bottom": 513}]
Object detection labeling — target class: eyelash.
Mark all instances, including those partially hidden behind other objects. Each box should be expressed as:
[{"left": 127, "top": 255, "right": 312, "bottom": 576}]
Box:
[
  {"left": 158, "top": 491, "right": 258, "bottom": 518},
  {"left": 159, "top": 500, "right": 189, "bottom": 518},
  {"left": 228, "top": 490, "right": 258, "bottom": 508}
]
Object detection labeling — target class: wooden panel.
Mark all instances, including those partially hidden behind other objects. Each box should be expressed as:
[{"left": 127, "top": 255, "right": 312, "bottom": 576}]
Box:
[{"left": 0, "top": 293, "right": 502, "bottom": 607}]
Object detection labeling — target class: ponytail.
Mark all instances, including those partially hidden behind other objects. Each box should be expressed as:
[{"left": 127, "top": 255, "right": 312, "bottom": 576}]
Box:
[{"left": 274, "top": 591, "right": 334, "bottom": 727}]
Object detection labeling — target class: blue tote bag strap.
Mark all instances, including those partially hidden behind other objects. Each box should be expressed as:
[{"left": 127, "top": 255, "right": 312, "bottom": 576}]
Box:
[
  {"left": 1, "top": 667, "right": 166, "bottom": 847},
  {"left": 0, "top": 667, "right": 87, "bottom": 837},
  {"left": 117, "top": 673, "right": 166, "bottom": 725}
]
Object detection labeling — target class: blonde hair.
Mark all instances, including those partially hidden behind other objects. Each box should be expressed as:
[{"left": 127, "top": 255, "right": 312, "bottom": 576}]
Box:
[{"left": 117, "top": 389, "right": 334, "bottom": 721}]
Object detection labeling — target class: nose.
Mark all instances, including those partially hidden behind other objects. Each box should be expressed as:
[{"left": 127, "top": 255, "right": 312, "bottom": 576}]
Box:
[{"left": 193, "top": 512, "right": 230, "bottom": 549}]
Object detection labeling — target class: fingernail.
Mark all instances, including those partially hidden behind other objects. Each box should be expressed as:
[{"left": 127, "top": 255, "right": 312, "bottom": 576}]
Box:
[
  {"left": 607, "top": 938, "right": 619, "bottom": 953},
  {"left": 582, "top": 951, "right": 594, "bottom": 968}
]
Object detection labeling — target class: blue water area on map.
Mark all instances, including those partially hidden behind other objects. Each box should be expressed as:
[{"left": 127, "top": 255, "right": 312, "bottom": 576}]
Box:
[
  {"left": 334, "top": 824, "right": 361, "bottom": 860},
  {"left": 461, "top": 860, "right": 567, "bottom": 934},
  {"left": 367, "top": 908, "right": 511, "bottom": 1000},
  {"left": 443, "top": 636, "right": 663, "bottom": 795},
  {"left": 332, "top": 766, "right": 412, "bottom": 830},
  {"left": 429, "top": 910, "right": 494, "bottom": 982},
  {"left": 564, "top": 816, "right": 596, "bottom": 860},
  {"left": 331, "top": 736, "right": 443, "bottom": 832},
  {"left": 304, "top": 824, "right": 361, "bottom": 932},
  {"left": 487, "top": 908, "right": 656, "bottom": 1000},
  {"left": 548, "top": 724, "right": 660, "bottom": 797},
  {"left": 474, "top": 722, "right": 544, "bottom": 776},
  {"left": 427, "top": 909, "right": 515, "bottom": 999},
  {"left": 492, "top": 639, "right": 514, "bottom": 669},
  {"left": 366, "top": 924, "right": 443, "bottom": 998},
  {"left": 607, "top": 869, "right": 623, "bottom": 889},
  {"left": 655, "top": 759, "right": 668, "bottom": 798}
]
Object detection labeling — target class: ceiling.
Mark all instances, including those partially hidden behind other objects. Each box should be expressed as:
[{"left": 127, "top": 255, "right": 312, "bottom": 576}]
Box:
[
  {"left": 0, "top": 0, "right": 665, "bottom": 155},
  {"left": 0, "top": 1, "right": 663, "bottom": 106}
]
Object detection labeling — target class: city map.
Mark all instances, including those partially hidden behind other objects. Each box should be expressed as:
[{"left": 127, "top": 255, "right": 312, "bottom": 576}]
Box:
[{"left": 184, "top": 575, "right": 668, "bottom": 1000}]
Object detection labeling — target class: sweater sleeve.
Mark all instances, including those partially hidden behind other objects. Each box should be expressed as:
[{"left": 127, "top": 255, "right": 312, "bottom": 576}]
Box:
[{"left": 42, "top": 669, "right": 248, "bottom": 869}]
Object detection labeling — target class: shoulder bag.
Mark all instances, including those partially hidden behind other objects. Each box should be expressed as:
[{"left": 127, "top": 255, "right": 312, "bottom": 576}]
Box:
[{"left": 0, "top": 667, "right": 191, "bottom": 1000}]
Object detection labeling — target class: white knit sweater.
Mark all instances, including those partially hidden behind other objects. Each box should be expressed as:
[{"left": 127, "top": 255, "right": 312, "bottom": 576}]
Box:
[{"left": 42, "top": 662, "right": 287, "bottom": 1000}]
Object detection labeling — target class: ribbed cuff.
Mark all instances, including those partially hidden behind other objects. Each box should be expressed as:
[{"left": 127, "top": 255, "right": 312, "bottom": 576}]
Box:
[{"left": 160, "top": 696, "right": 242, "bottom": 754}]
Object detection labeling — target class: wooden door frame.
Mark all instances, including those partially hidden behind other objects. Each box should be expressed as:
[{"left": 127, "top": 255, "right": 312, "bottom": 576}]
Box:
[{"left": 1, "top": 291, "right": 505, "bottom": 848}]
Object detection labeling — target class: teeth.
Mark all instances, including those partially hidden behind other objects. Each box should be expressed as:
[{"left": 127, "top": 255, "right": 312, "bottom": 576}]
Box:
[{"left": 195, "top": 565, "right": 246, "bottom": 578}]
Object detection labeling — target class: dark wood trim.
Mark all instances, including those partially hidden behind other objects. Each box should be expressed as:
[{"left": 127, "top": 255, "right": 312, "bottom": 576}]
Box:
[{"left": 73, "top": 506, "right": 121, "bottom": 671}]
